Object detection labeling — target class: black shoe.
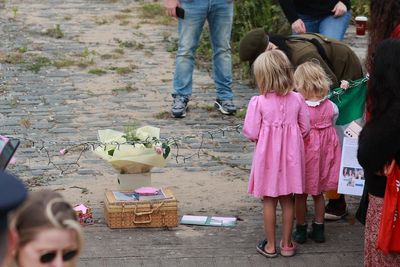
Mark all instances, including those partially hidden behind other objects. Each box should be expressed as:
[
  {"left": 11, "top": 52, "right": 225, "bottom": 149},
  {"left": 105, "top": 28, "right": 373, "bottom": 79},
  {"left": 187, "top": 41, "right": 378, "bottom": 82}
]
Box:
[
  {"left": 171, "top": 95, "right": 189, "bottom": 118},
  {"left": 308, "top": 222, "right": 325, "bottom": 243},
  {"left": 293, "top": 224, "right": 308, "bottom": 244},
  {"left": 324, "top": 195, "right": 348, "bottom": 220},
  {"left": 214, "top": 99, "right": 236, "bottom": 115}
]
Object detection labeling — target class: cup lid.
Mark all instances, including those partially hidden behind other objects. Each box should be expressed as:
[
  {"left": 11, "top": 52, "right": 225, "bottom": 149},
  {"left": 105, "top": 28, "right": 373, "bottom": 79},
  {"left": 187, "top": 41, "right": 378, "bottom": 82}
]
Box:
[{"left": 355, "top": 16, "right": 368, "bottom": 21}]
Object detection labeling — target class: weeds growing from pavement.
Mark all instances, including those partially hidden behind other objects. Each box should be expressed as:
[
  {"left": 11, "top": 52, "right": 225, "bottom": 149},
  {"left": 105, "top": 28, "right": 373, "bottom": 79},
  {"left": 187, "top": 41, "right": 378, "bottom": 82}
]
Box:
[
  {"left": 139, "top": 2, "right": 173, "bottom": 25},
  {"left": 88, "top": 68, "right": 107, "bottom": 75},
  {"left": 112, "top": 82, "right": 137, "bottom": 94},
  {"left": 20, "top": 117, "right": 32, "bottom": 129},
  {"left": 44, "top": 24, "right": 64, "bottom": 39},
  {"left": 235, "top": 108, "right": 247, "bottom": 120},
  {"left": 108, "top": 65, "right": 137, "bottom": 75},
  {"left": 0, "top": 52, "right": 25, "bottom": 64},
  {"left": 15, "top": 46, "right": 27, "bottom": 53},
  {"left": 9, "top": 97, "right": 19, "bottom": 108},
  {"left": 11, "top": 6, "right": 18, "bottom": 18},
  {"left": 154, "top": 111, "right": 170, "bottom": 120},
  {"left": 27, "top": 56, "right": 52, "bottom": 73},
  {"left": 0, "top": 84, "right": 8, "bottom": 94}
]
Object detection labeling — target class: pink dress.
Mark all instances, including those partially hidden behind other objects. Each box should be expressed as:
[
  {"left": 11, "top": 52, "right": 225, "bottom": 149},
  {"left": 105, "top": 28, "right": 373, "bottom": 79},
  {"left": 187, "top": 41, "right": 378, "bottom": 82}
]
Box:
[
  {"left": 243, "top": 92, "right": 310, "bottom": 197},
  {"left": 303, "top": 99, "right": 341, "bottom": 195}
]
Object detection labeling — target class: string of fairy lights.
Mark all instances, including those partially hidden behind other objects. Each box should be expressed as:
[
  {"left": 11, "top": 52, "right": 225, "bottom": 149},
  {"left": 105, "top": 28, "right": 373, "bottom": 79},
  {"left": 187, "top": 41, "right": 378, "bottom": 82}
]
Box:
[{"left": 9, "top": 124, "right": 244, "bottom": 175}]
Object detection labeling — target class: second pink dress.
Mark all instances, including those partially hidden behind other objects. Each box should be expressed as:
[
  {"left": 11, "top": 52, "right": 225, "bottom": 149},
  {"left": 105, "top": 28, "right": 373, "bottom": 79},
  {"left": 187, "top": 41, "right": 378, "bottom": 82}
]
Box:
[
  {"left": 303, "top": 98, "right": 341, "bottom": 195},
  {"left": 243, "top": 92, "right": 310, "bottom": 198}
]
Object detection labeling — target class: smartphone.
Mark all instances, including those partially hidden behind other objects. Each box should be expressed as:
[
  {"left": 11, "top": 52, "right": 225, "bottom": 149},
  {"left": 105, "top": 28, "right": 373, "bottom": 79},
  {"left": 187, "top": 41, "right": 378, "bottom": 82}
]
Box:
[
  {"left": 0, "top": 136, "right": 20, "bottom": 170},
  {"left": 344, "top": 121, "right": 362, "bottom": 138},
  {"left": 176, "top": 6, "right": 185, "bottom": 19}
]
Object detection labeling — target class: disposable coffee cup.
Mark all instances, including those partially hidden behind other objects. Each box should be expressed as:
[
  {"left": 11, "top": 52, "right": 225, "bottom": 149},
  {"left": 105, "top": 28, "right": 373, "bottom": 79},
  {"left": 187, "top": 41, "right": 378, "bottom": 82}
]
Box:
[{"left": 355, "top": 16, "right": 368, "bottom": 37}]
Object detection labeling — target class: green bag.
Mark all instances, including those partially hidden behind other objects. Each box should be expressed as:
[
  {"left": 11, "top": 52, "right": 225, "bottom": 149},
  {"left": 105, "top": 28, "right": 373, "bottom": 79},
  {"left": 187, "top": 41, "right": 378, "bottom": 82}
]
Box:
[{"left": 329, "top": 76, "right": 368, "bottom": 125}]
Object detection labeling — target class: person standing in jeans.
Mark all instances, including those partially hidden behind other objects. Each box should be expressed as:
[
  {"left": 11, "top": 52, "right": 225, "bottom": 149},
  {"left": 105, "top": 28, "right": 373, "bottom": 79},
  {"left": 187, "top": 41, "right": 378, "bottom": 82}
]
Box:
[
  {"left": 164, "top": 0, "right": 236, "bottom": 118},
  {"left": 278, "top": 0, "right": 352, "bottom": 41}
]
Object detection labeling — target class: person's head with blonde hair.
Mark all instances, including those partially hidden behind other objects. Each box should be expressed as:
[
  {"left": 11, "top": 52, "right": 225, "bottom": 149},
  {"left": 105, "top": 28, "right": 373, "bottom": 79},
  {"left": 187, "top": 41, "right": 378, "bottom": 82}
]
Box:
[
  {"left": 253, "top": 50, "right": 294, "bottom": 96},
  {"left": 10, "top": 190, "right": 83, "bottom": 267},
  {"left": 294, "top": 61, "right": 332, "bottom": 100}
]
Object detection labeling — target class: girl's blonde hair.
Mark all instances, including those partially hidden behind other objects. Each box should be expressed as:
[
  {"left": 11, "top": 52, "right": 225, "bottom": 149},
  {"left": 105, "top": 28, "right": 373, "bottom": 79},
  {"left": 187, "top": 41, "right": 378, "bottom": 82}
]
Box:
[
  {"left": 10, "top": 190, "right": 83, "bottom": 258},
  {"left": 294, "top": 61, "right": 332, "bottom": 100},
  {"left": 253, "top": 50, "right": 294, "bottom": 96}
]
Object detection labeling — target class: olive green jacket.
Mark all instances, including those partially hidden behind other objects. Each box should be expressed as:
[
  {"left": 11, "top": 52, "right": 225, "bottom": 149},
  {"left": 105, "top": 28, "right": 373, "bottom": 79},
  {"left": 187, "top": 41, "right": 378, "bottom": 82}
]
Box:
[{"left": 287, "top": 33, "right": 363, "bottom": 88}]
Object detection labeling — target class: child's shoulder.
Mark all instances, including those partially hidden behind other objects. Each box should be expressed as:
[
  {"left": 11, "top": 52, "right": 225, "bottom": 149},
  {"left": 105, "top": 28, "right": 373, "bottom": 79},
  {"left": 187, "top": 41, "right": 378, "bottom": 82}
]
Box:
[{"left": 287, "top": 91, "right": 305, "bottom": 101}]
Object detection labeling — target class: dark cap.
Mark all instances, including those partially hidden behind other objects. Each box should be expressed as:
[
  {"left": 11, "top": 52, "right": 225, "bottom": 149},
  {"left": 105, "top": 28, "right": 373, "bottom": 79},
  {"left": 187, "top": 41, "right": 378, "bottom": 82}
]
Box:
[
  {"left": 0, "top": 171, "right": 27, "bottom": 232},
  {"left": 239, "top": 28, "right": 270, "bottom": 66}
]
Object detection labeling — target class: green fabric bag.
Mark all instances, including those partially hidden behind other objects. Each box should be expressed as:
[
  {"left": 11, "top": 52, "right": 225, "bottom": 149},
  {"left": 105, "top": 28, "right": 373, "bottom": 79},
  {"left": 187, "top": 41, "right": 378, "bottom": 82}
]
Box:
[{"left": 329, "top": 76, "right": 368, "bottom": 125}]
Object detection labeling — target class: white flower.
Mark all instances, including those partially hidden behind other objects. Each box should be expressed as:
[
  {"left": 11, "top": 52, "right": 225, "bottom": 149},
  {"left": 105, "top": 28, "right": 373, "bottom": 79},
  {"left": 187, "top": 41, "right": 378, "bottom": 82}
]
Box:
[
  {"left": 59, "top": 148, "right": 68, "bottom": 155},
  {"left": 340, "top": 80, "right": 350, "bottom": 90}
]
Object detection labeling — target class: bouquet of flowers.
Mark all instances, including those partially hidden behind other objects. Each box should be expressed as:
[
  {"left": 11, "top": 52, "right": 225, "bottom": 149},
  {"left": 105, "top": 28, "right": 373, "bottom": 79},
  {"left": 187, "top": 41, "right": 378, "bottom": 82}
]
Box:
[{"left": 94, "top": 125, "right": 170, "bottom": 174}]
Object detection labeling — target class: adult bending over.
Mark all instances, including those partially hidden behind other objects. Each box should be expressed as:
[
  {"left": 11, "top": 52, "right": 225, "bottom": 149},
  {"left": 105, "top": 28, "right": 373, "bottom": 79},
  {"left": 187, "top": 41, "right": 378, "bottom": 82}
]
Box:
[{"left": 239, "top": 28, "right": 362, "bottom": 89}]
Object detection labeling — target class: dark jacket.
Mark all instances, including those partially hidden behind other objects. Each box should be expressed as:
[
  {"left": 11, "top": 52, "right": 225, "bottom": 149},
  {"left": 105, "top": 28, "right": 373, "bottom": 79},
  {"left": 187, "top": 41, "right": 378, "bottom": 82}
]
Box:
[
  {"left": 279, "top": 0, "right": 351, "bottom": 24},
  {"left": 286, "top": 33, "right": 363, "bottom": 88},
  {"left": 357, "top": 104, "right": 400, "bottom": 198}
]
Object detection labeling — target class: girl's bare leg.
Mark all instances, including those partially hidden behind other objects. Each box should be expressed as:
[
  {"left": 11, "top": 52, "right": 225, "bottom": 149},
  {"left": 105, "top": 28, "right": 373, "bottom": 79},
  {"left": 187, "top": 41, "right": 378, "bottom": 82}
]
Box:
[
  {"left": 312, "top": 193, "right": 325, "bottom": 223},
  {"left": 263, "top": 196, "right": 279, "bottom": 253},
  {"left": 279, "top": 194, "right": 295, "bottom": 247},
  {"left": 295, "top": 194, "right": 308, "bottom": 225}
]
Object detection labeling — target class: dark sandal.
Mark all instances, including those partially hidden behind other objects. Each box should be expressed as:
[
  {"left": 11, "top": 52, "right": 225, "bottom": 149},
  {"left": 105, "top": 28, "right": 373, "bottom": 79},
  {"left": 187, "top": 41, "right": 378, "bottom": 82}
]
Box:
[{"left": 256, "top": 239, "right": 278, "bottom": 258}]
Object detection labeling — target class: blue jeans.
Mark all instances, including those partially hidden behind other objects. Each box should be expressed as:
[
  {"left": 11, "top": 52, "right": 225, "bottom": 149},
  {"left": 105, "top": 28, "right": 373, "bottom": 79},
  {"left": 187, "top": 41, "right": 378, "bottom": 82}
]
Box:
[
  {"left": 172, "top": 0, "right": 234, "bottom": 100},
  {"left": 298, "top": 10, "right": 352, "bottom": 41}
]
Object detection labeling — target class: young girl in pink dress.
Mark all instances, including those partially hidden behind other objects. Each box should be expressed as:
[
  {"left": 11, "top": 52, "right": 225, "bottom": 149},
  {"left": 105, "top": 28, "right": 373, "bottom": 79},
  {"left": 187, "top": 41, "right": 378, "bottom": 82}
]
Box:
[
  {"left": 293, "top": 61, "right": 341, "bottom": 243},
  {"left": 243, "top": 50, "right": 310, "bottom": 258}
]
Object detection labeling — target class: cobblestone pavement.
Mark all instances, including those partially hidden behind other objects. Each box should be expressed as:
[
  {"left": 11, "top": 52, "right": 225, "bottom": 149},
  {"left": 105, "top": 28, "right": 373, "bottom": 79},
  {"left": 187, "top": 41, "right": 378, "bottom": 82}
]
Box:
[{"left": 0, "top": 1, "right": 367, "bottom": 266}]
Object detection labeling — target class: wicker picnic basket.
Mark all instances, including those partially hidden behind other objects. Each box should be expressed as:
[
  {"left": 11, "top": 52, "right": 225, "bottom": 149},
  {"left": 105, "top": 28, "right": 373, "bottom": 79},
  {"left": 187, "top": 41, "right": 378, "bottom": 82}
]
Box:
[{"left": 103, "top": 188, "right": 178, "bottom": 229}]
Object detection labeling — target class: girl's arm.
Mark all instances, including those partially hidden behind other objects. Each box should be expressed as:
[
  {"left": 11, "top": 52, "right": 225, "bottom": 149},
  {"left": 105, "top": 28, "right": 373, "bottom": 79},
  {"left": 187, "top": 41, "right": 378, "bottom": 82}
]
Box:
[
  {"left": 331, "top": 101, "right": 339, "bottom": 124},
  {"left": 243, "top": 96, "right": 262, "bottom": 142},
  {"left": 297, "top": 94, "right": 310, "bottom": 137}
]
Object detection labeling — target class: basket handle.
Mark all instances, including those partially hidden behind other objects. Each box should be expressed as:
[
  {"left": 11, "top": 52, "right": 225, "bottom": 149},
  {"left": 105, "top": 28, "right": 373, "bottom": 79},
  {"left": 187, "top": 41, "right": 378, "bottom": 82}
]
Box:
[
  {"left": 133, "top": 214, "right": 152, "bottom": 224},
  {"left": 132, "top": 202, "right": 165, "bottom": 224}
]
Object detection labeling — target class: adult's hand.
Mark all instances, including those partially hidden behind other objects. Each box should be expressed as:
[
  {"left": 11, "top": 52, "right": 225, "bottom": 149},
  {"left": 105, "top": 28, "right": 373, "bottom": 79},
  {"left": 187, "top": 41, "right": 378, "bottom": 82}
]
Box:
[
  {"left": 291, "top": 19, "right": 306, "bottom": 34},
  {"left": 332, "top": 1, "right": 347, "bottom": 17},
  {"left": 164, "top": 0, "right": 179, "bottom": 17}
]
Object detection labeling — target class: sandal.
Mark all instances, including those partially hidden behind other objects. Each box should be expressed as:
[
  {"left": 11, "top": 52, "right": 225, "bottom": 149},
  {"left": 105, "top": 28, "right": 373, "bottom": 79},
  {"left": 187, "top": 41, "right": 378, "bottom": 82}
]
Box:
[
  {"left": 280, "top": 240, "right": 296, "bottom": 257},
  {"left": 256, "top": 239, "right": 278, "bottom": 258}
]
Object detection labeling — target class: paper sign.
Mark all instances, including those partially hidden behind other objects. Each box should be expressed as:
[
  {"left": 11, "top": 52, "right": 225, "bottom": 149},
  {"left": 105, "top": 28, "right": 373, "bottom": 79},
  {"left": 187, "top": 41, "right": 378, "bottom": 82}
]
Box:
[{"left": 337, "top": 137, "right": 365, "bottom": 196}]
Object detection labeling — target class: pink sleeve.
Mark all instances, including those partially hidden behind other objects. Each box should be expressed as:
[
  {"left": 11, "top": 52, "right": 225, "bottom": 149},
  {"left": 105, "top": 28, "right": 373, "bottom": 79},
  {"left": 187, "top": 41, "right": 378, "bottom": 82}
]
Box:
[
  {"left": 243, "top": 96, "right": 262, "bottom": 142},
  {"left": 296, "top": 94, "right": 310, "bottom": 138}
]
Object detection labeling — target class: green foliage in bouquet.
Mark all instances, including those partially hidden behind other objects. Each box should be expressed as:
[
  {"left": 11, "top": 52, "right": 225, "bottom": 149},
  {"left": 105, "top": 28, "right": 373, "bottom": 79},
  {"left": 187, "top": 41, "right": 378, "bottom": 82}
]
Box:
[
  {"left": 123, "top": 124, "right": 145, "bottom": 143},
  {"left": 122, "top": 124, "right": 171, "bottom": 159}
]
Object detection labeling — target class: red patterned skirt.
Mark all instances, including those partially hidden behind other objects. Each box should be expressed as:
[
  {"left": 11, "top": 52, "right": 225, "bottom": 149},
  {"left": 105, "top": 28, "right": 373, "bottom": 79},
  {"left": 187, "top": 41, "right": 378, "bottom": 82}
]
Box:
[{"left": 364, "top": 194, "right": 400, "bottom": 266}]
